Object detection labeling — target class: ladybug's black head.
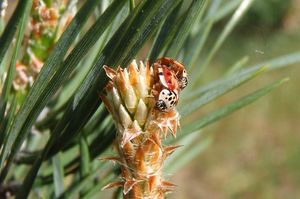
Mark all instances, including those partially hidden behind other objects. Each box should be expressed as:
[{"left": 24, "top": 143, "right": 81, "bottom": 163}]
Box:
[
  {"left": 179, "top": 77, "right": 188, "bottom": 90},
  {"left": 155, "top": 100, "right": 167, "bottom": 111}
]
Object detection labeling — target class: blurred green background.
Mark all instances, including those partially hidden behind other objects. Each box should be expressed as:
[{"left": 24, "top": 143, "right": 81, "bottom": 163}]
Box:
[{"left": 171, "top": 0, "right": 300, "bottom": 198}]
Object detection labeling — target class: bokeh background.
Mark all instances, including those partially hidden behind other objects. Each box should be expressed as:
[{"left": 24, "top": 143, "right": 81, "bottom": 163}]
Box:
[{"left": 171, "top": 0, "right": 300, "bottom": 198}]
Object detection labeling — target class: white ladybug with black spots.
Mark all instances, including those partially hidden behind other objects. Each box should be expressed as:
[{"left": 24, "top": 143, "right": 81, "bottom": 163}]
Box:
[{"left": 155, "top": 89, "right": 178, "bottom": 111}]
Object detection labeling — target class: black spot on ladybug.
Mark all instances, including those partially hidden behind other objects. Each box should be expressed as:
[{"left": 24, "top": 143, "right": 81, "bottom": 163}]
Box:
[
  {"left": 168, "top": 93, "right": 172, "bottom": 96},
  {"left": 168, "top": 97, "right": 172, "bottom": 101},
  {"left": 165, "top": 97, "right": 168, "bottom": 100}
]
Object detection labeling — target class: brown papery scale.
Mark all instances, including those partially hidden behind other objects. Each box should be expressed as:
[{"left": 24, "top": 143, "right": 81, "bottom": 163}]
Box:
[{"left": 101, "top": 58, "right": 187, "bottom": 199}]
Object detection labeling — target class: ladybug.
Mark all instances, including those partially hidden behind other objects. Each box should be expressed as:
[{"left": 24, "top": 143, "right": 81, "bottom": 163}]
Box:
[
  {"left": 155, "top": 57, "right": 188, "bottom": 90},
  {"left": 155, "top": 89, "right": 178, "bottom": 111},
  {"left": 152, "top": 57, "right": 188, "bottom": 111}
]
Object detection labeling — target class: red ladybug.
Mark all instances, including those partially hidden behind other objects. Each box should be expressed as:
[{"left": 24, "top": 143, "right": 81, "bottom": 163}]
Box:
[{"left": 155, "top": 57, "right": 188, "bottom": 90}]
